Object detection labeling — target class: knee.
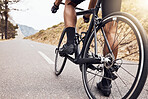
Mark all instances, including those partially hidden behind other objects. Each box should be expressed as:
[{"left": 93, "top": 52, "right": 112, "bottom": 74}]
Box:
[
  {"left": 64, "top": 1, "right": 76, "bottom": 14},
  {"left": 65, "top": 0, "right": 77, "bottom": 7}
]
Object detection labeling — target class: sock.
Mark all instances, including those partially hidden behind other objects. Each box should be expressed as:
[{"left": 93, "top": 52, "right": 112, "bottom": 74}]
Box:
[
  {"left": 65, "top": 27, "right": 75, "bottom": 45},
  {"left": 102, "top": 68, "right": 111, "bottom": 86}
]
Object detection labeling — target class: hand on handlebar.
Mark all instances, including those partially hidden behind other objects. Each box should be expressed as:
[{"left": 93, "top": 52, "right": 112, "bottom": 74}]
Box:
[{"left": 51, "top": 3, "right": 59, "bottom": 13}]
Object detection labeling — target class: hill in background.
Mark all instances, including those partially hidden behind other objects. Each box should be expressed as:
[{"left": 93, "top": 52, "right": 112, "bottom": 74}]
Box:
[
  {"left": 24, "top": 0, "right": 148, "bottom": 45},
  {"left": 18, "top": 24, "right": 38, "bottom": 37}
]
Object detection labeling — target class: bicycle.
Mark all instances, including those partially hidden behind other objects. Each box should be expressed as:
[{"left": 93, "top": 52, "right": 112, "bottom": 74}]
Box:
[{"left": 54, "top": 0, "right": 148, "bottom": 98}]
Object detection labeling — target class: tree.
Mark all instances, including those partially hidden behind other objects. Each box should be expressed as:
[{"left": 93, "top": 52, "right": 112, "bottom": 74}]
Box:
[
  {"left": 7, "top": 21, "right": 18, "bottom": 39},
  {"left": 0, "top": 0, "right": 5, "bottom": 39},
  {"left": 0, "top": 0, "right": 20, "bottom": 39}
]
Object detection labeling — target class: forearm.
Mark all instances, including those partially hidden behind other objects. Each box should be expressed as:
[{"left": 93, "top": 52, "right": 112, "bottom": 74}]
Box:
[{"left": 54, "top": 0, "right": 62, "bottom": 6}]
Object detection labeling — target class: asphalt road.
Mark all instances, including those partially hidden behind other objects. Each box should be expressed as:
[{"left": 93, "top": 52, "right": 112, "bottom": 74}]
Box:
[{"left": 0, "top": 39, "right": 147, "bottom": 99}]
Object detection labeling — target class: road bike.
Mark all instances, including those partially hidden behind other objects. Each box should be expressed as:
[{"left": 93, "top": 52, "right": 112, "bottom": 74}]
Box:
[{"left": 55, "top": 0, "right": 148, "bottom": 98}]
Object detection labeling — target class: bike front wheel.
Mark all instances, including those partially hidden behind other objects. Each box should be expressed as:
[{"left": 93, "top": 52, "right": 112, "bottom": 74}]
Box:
[
  {"left": 55, "top": 29, "right": 67, "bottom": 76},
  {"left": 82, "top": 12, "right": 148, "bottom": 99}
]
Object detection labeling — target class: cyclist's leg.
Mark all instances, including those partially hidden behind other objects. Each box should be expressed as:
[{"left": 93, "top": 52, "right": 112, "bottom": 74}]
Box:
[
  {"left": 102, "top": 0, "right": 121, "bottom": 58},
  {"left": 64, "top": 0, "right": 76, "bottom": 46},
  {"left": 64, "top": 0, "right": 77, "bottom": 28},
  {"left": 102, "top": 0, "right": 122, "bottom": 56},
  {"left": 59, "top": 0, "right": 85, "bottom": 55},
  {"left": 97, "top": 0, "right": 122, "bottom": 96},
  {"left": 101, "top": 22, "right": 119, "bottom": 86},
  {"left": 64, "top": 0, "right": 85, "bottom": 32}
]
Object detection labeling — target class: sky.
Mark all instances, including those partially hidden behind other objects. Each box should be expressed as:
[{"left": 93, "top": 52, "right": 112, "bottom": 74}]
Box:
[
  {"left": 9, "top": 0, "right": 148, "bottom": 30},
  {"left": 9, "top": 0, "right": 89, "bottom": 30}
]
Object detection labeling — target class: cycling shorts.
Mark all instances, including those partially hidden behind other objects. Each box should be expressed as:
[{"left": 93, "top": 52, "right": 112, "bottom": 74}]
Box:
[
  {"left": 70, "top": 0, "right": 122, "bottom": 18},
  {"left": 70, "top": 0, "right": 85, "bottom": 5}
]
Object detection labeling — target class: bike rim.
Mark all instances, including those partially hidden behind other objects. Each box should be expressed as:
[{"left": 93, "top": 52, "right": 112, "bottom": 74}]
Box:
[{"left": 82, "top": 14, "right": 145, "bottom": 99}]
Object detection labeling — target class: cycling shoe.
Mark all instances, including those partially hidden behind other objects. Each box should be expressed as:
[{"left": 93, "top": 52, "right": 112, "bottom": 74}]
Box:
[
  {"left": 97, "top": 81, "right": 112, "bottom": 97},
  {"left": 59, "top": 43, "right": 75, "bottom": 56}
]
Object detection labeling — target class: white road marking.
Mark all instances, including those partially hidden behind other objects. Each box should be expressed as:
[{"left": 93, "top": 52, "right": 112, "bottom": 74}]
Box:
[{"left": 38, "top": 51, "right": 54, "bottom": 64}]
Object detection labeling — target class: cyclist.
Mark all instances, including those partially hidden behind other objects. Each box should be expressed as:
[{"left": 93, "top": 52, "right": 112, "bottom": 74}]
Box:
[{"left": 51, "top": 0, "right": 121, "bottom": 97}]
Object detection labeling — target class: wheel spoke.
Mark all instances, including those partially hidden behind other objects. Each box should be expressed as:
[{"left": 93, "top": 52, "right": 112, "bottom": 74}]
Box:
[
  {"left": 115, "top": 39, "right": 137, "bottom": 51},
  {"left": 115, "top": 72, "right": 130, "bottom": 90},
  {"left": 113, "top": 80, "right": 123, "bottom": 98},
  {"left": 87, "top": 70, "right": 98, "bottom": 84},
  {"left": 82, "top": 14, "right": 146, "bottom": 99},
  {"left": 111, "top": 21, "right": 119, "bottom": 49},
  {"left": 112, "top": 29, "right": 132, "bottom": 52},
  {"left": 118, "top": 50, "right": 139, "bottom": 59},
  {"left": 121, "top": 63, "right": 138, "bottom": 65},
  {"left": 90, "top": 71, "right": 98, "bottom": 90},
  {"left": 111, "top": 22, "right": 126, "bottom": 50},
  {"left": 86, "top": 70, "right": 112, "bottom": 81},
  {"left": 120, "top": 66, "right": 136, "bottom": 78}
]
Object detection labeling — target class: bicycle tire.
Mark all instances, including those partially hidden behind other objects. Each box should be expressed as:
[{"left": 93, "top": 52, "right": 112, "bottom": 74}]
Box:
[
  {"left": 82, "top": 12, "right": 148, "bottom": 99},
  {"left": 55, "top": 29, "right": 67, "bottom": 76}
]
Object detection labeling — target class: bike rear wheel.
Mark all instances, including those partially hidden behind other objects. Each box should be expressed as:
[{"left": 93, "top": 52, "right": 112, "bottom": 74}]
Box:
[
  {"left": 82, "top": 12, "right": 148, "bottom": 99},
  {"left": 55, "top": 29, "right": 67, "bottom": 76}
]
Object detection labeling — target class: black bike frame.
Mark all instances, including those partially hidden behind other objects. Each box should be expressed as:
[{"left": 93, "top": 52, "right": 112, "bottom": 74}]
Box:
[
  {"left": 76, "top": 0, "right": 103, "bottom": 56},
  {"left": 61, "top": 0, "right": 113, "bottom": 64}
]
